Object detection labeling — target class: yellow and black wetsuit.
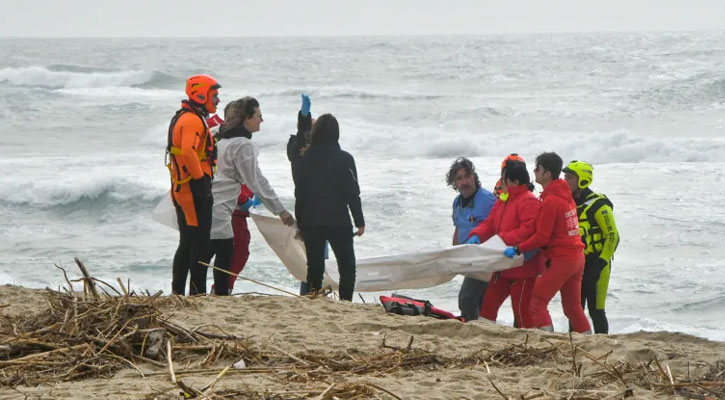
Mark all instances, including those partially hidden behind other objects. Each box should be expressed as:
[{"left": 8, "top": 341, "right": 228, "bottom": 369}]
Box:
[{"left": 576, "top": 188, "right": 620, "bottom": 334}]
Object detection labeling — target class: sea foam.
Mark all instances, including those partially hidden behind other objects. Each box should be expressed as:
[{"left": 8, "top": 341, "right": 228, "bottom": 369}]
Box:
[{"left": 0, "top": 66, "right": 170, "bottom": 89}]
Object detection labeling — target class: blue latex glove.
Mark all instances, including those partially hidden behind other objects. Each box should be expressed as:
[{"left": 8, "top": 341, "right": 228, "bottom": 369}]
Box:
[
  {"left": 300, "top": 93, "right": 311, "bottom": 116},
  {"left": 464, "top": 235, "right": 480, "bottom": 245},
  {"left": 250, "top": 195, "right": 262, "bottom": 208},
  {"left": 238, "top": 198, "right": 254, "bottom": 212},
  {"left": 503, "top": 246, "right": 518, "bottom": 258},
  {"left": 239, "top": 195, "right": 263, "bottom": 212}
]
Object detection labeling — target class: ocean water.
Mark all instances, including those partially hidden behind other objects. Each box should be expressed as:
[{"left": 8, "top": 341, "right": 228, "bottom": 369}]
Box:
[{"left": 1, "top": 33, "right": 724, "bottom": 340}]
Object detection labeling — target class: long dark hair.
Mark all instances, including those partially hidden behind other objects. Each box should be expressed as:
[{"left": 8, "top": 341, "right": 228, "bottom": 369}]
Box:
[
  {"left": 301, "top": 114, "right": 339, "bottom": 154},
  {"left": 310, "top": 114, "right": 339, "bottom": 146}
]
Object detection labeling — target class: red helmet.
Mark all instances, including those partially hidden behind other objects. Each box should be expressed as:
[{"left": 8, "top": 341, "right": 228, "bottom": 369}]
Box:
[{"left": 185, "top": 74, "right": 221, "bottom": 113}]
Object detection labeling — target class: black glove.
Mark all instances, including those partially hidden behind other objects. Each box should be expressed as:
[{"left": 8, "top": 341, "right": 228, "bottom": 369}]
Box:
[
  {"left": 582, "top": 254, "right": 607, "bottom": 286},
  {"left": 189, "top": 174, "right": 212, "bottom": 200}
]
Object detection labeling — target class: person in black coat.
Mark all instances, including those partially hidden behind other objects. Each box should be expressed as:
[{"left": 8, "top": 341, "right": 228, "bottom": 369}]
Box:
[
  {"left": 293, "top": 113, "right": 365, "bottom": 301},
  {"left": 287, "top": 94, "right": 314, "bottom": 295},
  {"left": 287, "top": 95, "right": 313, "bottom": 176}
]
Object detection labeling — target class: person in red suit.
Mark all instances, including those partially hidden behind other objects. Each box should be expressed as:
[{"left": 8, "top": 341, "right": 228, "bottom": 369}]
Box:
[
  {"left": 503, "top": 152, "right": 591, "bottom": 333},
  {"left": 466, "top": 160, "right": 544, "bottom": 328}
]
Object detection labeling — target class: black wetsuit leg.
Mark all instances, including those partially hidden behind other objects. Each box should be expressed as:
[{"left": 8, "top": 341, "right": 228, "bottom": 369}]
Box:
[
  {"left": 171, "top": 178, "right": 212, "bottom": 296},
  {"left": 172, "top": 205, "right": 192, "bottom": 295},
  {"left": 581, "top": 263, "right": 609, "bottom": 334}
]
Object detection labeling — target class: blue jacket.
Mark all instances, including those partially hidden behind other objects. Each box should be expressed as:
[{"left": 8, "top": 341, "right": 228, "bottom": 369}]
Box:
[{"left": 452, "top": 187, "right": 496, "bottom": 243}]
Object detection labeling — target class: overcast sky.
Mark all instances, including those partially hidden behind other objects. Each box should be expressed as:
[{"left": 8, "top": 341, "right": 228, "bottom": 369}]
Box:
[{"left": 1, "top": 0, "right": 724, "bottom": 37}]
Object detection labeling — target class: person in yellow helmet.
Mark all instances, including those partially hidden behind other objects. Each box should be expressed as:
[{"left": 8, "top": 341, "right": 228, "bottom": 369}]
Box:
[
  {"left": 167, "top": 74, "right": 221, "bottom": 295},
  {"left": 563, "top": 161, "right": 620, "bottom": 334}
]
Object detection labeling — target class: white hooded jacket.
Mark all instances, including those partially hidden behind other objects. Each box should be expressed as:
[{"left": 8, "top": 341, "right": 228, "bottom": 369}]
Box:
[{"left": 210, "top": 135, "right": 286, "bottom": 239}]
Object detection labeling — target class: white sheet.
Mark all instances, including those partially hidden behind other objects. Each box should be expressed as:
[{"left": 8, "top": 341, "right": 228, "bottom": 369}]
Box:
[
  {"left": 250, "top": 213, "right": 523, "bottom": 292},
  {"left": 152, "top": 194, "right": 524, "bottom": 291}
]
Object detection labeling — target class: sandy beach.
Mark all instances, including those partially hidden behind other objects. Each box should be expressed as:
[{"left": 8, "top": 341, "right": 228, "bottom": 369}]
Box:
[{"left": 0, "top": 283, "right": 723, "bottom": 400}]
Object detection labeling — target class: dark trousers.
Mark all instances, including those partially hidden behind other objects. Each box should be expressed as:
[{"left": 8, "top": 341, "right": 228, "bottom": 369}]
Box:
[
  {"left": 458, "top": 277, "right": 488, "bottom": 322},
  {"left": 303, "top": 226, "right": 356, "bottom": 301},
  {"left": 171, "top": 195, "right": 212, "bottom": 296},
  {"left": 299, "top": 281, "right": 310, "bottom": 295},
  {"left": 206, "top": 238, "right": 234, "bottom": 295}
]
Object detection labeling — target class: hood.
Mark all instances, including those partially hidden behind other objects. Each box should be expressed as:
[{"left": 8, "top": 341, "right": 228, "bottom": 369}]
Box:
[
  {"left": 216, "top": 124, "right": 251, "bottom": 140},
  {"left": 180, "top": 99, "right": 208, "bottom": 117},
  {"left": 541, "top": 179, "right": 575, "bottom": 202},
  {"left": 312, "top": 129, "right": 339, "bottom": 146},
  {"left": 302, "top": 142, "right": 342, "bottom": 168}
]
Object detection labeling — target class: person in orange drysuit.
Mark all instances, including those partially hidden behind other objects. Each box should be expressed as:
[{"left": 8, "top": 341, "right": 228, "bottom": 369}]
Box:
[{"left": 167, "top": 74, "right": 221, "bottom": 295}]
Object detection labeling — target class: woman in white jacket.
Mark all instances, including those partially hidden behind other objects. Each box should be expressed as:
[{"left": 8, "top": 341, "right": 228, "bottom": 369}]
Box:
[{"left": 208, "top": 97, "right": 295, "bottom": 295}]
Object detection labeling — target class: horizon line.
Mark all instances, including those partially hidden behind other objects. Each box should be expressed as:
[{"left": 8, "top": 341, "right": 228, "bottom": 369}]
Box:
[{"left": 1, "top": 28, "right": 724, "bottom": 40}]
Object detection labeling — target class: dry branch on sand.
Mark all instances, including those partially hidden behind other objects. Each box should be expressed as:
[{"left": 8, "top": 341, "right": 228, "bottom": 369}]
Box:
[
  {"left": 1, "top": 261, "right": 723, "bottom": 399},
  {"left": 3, "top": 288, "right": 723, "bottom": 400},
  {"left": 0, "top": 288, "right": 254, "bottom": 386}
]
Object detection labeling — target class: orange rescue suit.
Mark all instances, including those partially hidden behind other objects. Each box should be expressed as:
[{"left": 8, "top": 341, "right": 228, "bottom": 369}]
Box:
[{"left": 167, "top": 103, "right": 215, "bottom": 227}]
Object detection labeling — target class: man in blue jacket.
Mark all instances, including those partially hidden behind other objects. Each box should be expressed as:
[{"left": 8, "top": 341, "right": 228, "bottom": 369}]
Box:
[{"left": 447, "top": 157, "right": 496, "bottom": 321}]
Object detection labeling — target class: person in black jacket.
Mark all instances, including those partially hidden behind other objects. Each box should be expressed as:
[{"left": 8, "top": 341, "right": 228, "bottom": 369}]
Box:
[
  {"left": 293, "top": 113, "right": 365, "bottom": 301},
  {"left": 287, "top": 94, "right": 314, "bottom": 295},
  {"left": 287, "top": 94, "right": 313, "bottom": 178}
]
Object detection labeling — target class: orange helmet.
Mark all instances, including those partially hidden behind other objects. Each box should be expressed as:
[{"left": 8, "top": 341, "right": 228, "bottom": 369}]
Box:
[
  {"left": 185, "top": 74, "right": 221, "bottom": 113},
  {"left": 494, "top": 153, "right": 526, "bottom": 198},
  {"left": 501, "top": 153, "right": 525, "bottom": 170}
]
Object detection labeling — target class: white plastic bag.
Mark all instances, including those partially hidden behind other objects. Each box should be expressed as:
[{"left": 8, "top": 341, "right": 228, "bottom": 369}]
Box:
[{"left": 151, "top": 191, "right": 178, "bottom": 230}]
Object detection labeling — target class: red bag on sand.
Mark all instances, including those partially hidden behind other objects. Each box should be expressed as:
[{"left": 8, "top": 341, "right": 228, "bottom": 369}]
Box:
[{"left": 380, "top": 294, "right": 465, "bottom": 322}]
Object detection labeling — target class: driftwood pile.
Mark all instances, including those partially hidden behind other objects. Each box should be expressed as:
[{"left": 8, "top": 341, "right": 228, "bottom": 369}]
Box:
[
  {"left": 0, "top": 258, "right": 723, "bottom": 399},
  {"left": 0, "top": 285, "right": 261, "bottom": 385}
]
